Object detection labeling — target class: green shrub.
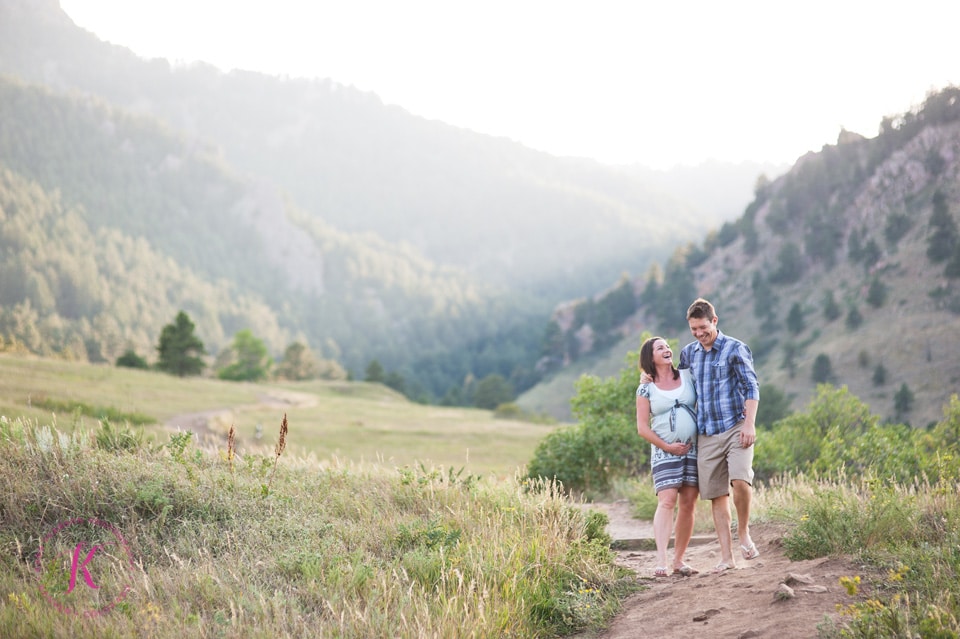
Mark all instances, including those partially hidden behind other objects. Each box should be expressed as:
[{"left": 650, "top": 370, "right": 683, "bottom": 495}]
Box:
[
  {"left": 95, "top": 419, "right": 145, "bottom": 452},
  {"left": 758, "top": 385, "right": 960, "bottom": 486},
  {"left": 527, "top": 418, "right": 647, "bottom": 496},
  {"left": 115, "top": 349, "right": 149, "bottom": 369},
  {"left": 527, "top": 382, "right": 645, "bottom": 496},
  {"left": 755, "top": 414, "right": 823, "bottom": 482},
  {"left": 527, "top": 345, "right": 650, "bottom": 496},
  {"left": 32, "top": 397, "right": 154, "bottom": 426},
  {"left": 492, "top": 402, "right": 524, "bottom": 419},
  {"left": 814, "top": 422, "right": 923, "bottom": 482},
  {"left": 782, "top": 471, "right": 960, "bottom": 639}
]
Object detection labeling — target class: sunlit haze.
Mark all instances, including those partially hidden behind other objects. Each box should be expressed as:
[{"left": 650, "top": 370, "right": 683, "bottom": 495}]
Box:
[{"left": 59, "top": 0, "right": 960, "bottom": 169}]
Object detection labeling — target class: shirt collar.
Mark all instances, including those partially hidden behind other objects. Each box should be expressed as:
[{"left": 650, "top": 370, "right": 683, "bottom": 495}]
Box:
[{"left": 693, "top": 330, "right": 726, "bottom": 353}]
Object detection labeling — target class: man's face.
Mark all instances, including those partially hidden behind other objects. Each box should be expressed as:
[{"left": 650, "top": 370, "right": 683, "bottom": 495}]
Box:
[{"left": 688, "top": 315, "right": 718, "bottom": 350}]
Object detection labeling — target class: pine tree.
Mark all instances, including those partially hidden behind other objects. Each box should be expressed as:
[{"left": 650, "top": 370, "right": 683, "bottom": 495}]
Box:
[
  {"left": 846, "top": 306, "right": 863, "bottom": 330},
  {"left": 365, "top": 359, "right": 385, "bottom": 383},
  {"left": 156, "top": 311, "right": 205, "bottom": 377},
  {"left": 872, "top": 363, "right": 887, "bottom": 386},
  {"left": 866, "top": 278, "right": 888, "bottom": 308},
  {"left": 927, "top": 190, "right": 957, "bottom": 262},
  {"left": 787, "top": 303, "right": 805, "bottom": 334},
  {"left": 812, "top": 354, "right": 833, "bottom": 383},
  {"left": 894, "top": 383, "right": 915, "bottom": 421},
  {"left": 823, "top": 290, "right": 841, "bottom": 321}
]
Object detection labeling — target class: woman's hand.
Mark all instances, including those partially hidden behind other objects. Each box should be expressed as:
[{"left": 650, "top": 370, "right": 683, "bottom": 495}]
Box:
[{"left": 666, "top": 441, "right": 692, "bottom": 456}]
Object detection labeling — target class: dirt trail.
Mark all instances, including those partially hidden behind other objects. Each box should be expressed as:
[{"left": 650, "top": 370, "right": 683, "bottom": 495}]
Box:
[
  {"left": 575, "top": 501, "right": 860, "bottom": 639},
  {"left": 161, "top": 392, "right": 859, "bottom": 638},
  {"left": 162, "top": 390, "right": 317, "bottom": 446}
]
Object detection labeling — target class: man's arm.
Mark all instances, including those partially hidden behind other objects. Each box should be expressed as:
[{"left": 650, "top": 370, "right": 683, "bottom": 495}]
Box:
[
  {"left": 734, "top": 341, "right": 760, "bottom": 447},
  {"left": 740, "top": 398, "right": 758, "bottom": 447}
]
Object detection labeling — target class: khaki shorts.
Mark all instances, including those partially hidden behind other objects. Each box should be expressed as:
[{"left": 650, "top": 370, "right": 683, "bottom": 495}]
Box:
[{"left": 696, "top": 422, "right": 755, "bottom": 500}]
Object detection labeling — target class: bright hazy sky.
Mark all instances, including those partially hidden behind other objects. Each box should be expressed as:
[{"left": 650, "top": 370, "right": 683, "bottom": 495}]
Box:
[{"left": 59, "top": 0, "right": 960, "bottom": 169}]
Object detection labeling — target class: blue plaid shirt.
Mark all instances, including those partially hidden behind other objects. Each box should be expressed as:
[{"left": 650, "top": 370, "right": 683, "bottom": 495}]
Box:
[{"left": 679, "top": 331, "right": 760, "bottom": 436}]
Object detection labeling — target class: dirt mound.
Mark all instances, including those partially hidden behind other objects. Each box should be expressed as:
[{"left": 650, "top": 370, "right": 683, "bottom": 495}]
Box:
[{"left": 577, "top": 501, "right": 860, "bottom": 639}]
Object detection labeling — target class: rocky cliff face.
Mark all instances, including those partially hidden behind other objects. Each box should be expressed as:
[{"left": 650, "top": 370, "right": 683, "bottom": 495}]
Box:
[
  {"left": 692, "top": 114, "right": 960, "bottom": 427},
  {"left": 540, "top": 89, "right": 960, "bottom": 427},
  {"left": 695, "top": 116, "right": 960, "bottom": 425}
]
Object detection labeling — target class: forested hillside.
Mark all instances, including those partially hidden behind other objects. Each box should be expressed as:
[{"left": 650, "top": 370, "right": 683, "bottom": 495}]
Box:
[
  {"left": 0, "top": 0, "right": 775, "bottom": 405},
  {"left": 529, "top": 87, "right": 960, "bottom": 427},
  {"left": 0, "top": 167, "right": 283, "bottom": 359},
  {"left": 0, "top": 0, "right": 718, "bottom": 297},
  {"left": 0, "top": 75, "right": 514, "bottom": 387}
]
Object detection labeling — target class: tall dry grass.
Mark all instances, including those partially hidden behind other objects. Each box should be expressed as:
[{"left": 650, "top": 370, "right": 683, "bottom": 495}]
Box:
[
  {"left": 0, "top": 416, "right": 632, "bottom": 638},
  {"left": 758, "top": 471, "right": 960, "bottom": 638}
]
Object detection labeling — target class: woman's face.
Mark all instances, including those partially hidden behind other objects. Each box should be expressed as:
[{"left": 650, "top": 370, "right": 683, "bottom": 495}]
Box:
[{"left": 652, "top": 339, "right": 673, "bottom": 366}]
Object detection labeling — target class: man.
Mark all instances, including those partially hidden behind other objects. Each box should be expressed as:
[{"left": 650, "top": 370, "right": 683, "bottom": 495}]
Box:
[{"left": 679, "top": 298, "right": 760, "bottom": 572}]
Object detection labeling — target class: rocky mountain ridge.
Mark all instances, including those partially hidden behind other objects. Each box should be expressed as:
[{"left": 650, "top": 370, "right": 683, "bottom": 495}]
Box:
[{"left": 529, "top": 89, "right": 960, "bottom": 427}]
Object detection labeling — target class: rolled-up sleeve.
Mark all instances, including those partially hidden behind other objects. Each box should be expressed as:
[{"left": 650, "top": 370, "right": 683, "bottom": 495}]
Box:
[{"left": 733, "top": 342, "right": 760, "bottom": 402}]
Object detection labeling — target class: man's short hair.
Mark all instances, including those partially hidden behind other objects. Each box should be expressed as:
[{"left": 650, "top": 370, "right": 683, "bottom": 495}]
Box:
[{"left": 686, "top": 298, "right": 716, "bottom": 321}]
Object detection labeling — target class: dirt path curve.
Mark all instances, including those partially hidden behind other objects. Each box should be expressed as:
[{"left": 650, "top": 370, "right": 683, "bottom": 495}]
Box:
[
  {"left": 163, "top": 389, "right": 317, "bottom": 446},
  {"left": 574, "top": 501, "right": 859, "bottom": 639}
]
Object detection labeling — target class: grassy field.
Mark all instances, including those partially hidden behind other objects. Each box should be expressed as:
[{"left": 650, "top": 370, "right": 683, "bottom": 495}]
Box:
[
  {"left": 3, "top": 354, "right": 960, "bottom": 637},
  {"left": 0, "top": 353, "right": 562, "bottom": 478},
  {"left": 0, "top": 415, "right": 631, "bottom": 638}
]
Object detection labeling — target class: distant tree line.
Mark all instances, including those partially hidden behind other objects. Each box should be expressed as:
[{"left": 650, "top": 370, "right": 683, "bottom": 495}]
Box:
[
  {"left": 112, "top": 309, "right": 347, "bottom": 384},
  {"left": 121, "top": 310, "right": 522, "bottom": 411}
]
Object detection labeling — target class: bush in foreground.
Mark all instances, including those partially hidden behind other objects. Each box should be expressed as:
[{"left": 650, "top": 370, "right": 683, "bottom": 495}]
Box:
[{"left": 526, "top": 347, "right": 649, "bottom": 497}]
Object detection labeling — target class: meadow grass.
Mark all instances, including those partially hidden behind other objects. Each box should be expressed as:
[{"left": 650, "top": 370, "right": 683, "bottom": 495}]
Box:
[
  {"left": 0, "top": 416, "right": 636, "bottom": 638},
  {"left": 0, "top": 354, "right": 558, "bottom": 478},
  {"left": 0, "top": 354, "right": 265, "bottom": 424},
  {"left": 4, "top": 354, "right": 960, "bottom": 637}
]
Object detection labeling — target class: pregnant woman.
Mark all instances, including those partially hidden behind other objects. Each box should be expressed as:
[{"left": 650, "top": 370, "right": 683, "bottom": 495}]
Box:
[{"left": 636, "top": 336, "right": 699, "bottom": 577}]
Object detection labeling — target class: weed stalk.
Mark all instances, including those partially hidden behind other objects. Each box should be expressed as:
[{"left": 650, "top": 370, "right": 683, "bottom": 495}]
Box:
[{"left": 265, "top": 414, "right": 288, "bottom": 494}]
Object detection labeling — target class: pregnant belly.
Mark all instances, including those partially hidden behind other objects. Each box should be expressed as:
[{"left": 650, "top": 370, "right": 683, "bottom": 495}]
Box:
[{"left": 669, "top": 411, "right": 698, "bottom": 443}]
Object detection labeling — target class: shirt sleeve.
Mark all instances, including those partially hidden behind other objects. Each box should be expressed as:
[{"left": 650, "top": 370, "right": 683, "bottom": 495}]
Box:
[
  {"left": 637, "top": 383, "right": 651, "bottom": 399},
  {"left": 678, "top": 345, "right": 690, "bottom": 369},
  {"left": 733, "top": 342, "right": 760, "bottom": 401}
]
